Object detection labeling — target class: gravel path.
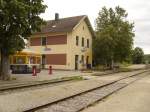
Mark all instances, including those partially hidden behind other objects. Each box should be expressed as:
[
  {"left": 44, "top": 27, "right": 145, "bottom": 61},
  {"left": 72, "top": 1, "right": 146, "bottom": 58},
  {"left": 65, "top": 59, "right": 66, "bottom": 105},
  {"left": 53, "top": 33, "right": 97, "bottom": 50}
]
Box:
[
  {"left": 35, "top": 83, "right": 126, "bottom": 112},
  {"left": 34, "top": 72, "right": 149, "bottom": 112},
  {"left": 0, "top": 80, "right": 80, "bottom": 95}
]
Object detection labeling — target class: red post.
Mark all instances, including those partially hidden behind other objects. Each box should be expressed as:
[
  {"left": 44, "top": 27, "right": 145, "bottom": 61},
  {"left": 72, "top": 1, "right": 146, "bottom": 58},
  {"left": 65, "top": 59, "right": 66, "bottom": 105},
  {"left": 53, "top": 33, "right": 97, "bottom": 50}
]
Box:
[
  {"left": 32, "top": 66, "right": 37, "bottom": 76},
  {"left": 49, "top": 66, "right": 52, "bottom": 75}
]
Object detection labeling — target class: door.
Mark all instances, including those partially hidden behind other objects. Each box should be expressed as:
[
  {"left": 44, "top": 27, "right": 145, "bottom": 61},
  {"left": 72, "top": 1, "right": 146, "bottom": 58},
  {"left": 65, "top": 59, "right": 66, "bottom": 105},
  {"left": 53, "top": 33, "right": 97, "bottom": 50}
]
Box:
[
  {"left": 75, "top": 55, "right": 79, "bottom": 70},
  {"left": 86, "top": 56, "right": 89, "bottom": 68},
  {"left": 42, "top": 55, "right": 46, "bottom": 69}
]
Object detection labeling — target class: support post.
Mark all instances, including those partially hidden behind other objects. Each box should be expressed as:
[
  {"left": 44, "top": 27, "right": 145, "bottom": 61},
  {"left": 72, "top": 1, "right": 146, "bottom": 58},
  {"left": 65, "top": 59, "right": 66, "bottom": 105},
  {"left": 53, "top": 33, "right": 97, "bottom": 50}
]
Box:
[
  {"left": 32, "top": 66, "right": 37, "bottom": 76},
  {"left": 49, "top": 66, "right": 52, "bottom": 75}
]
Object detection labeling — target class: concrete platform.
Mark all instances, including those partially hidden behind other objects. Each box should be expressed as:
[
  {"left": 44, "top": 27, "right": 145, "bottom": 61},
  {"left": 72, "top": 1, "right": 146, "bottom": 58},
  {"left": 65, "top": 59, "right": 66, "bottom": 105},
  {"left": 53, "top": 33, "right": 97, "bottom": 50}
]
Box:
[{"left": 0, "top": 70, "right": 100, "bottom": 85}]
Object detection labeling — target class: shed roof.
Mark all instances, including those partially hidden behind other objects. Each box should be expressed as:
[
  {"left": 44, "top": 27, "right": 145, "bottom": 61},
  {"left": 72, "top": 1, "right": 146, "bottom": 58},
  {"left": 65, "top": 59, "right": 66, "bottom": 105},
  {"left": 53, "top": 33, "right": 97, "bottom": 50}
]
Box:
[{"left": 15, "top": 49, "right": 41, "bottom": 56}]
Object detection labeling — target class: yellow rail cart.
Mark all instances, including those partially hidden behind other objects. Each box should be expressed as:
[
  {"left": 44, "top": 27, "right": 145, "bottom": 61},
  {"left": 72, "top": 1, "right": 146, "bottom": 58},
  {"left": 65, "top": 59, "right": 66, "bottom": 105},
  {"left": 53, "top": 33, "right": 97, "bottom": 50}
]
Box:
[{"left": 10, "top": 49, "right": 41, "bottom": 73}]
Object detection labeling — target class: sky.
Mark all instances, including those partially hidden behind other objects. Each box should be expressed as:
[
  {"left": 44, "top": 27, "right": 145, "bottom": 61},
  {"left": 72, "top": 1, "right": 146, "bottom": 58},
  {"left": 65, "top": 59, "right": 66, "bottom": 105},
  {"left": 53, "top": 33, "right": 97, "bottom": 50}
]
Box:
[{"left": 41, "top": 0, "right": 150, "bottom": 54}]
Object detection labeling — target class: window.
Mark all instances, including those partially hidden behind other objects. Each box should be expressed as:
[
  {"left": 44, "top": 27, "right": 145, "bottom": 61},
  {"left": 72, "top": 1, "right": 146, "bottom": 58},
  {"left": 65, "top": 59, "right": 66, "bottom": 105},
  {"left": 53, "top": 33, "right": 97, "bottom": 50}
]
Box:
[
  {"left": 30, "top": 57, "right": 36, "bottom": 64},
  {"left": 13, "top": 56, "right": 26, "bottom": 64},
  {"left": 87, "top": 39, "right": 89, "bottom": 48},
  {"left": 76, "top": 36, "right": 79, "bottom": 46},
  {"left": 41, "top": 37, "right": 46, "bottom": 46},
  {"left": 37, "top": 57, "right": 41, "bottom": 64},
  {"left": 83, "top": 26, "right": 84, "bottom": 30},
  {"left": 82, "top": 37, "right": 84, "bottom": 47}
]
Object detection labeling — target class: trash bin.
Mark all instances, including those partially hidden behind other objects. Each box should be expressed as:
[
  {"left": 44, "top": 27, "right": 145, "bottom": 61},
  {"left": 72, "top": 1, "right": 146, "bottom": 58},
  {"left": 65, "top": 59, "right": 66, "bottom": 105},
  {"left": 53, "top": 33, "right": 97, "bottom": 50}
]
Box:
[{"left": 87, "top": 64, "right": 91, "bottom": 69}]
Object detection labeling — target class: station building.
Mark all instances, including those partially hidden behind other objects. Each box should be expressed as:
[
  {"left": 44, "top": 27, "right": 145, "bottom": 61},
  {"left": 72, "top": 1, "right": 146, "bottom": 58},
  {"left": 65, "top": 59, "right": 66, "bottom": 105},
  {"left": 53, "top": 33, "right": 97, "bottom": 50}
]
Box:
[{"left": 29, "top": 14, "right": 95, "bottom": 70}]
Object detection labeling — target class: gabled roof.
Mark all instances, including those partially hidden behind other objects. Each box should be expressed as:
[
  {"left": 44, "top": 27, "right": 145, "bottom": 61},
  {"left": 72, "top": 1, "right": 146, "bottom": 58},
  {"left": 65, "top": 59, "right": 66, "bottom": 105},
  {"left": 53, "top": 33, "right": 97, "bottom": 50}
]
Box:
[{"left": 34, "top": 15, "right": 95, "bottom": 37}]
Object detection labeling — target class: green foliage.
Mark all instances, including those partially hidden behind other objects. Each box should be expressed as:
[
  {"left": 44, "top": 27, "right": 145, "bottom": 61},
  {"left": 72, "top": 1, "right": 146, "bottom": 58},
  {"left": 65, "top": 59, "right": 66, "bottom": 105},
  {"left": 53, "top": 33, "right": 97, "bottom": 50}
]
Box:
[
  {"left": 0, "top": 0, "right": 47, "bottom": 55},
  {"left": 132, "top": 47, "right": 144, "bottom": 64},
  {"left": 0, "top": 0, "right": 47, "bottom": 80},
  {"left": 93, "top": 6, "right": 134, "bottom": 66},
  {"left": 144, "top": 54, "right": 150, "bottom": 64}
]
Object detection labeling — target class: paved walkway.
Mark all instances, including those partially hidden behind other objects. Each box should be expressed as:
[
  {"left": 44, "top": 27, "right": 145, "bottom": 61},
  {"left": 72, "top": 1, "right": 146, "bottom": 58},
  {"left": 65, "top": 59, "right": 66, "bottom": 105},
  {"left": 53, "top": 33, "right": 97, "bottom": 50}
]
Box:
[
  {"left": 0, "top": 70, "right": 145, "bottom": 112},
  {"left": 12, "top": 70, "right": 92, "bottom": 81},
  {"left": 0, "top": 64, "right": 146, "bottom": 85},
  {"left": 0, "top": 70, "right": 101, "bottom": 85},
  {"left": 126, "top": 64, "right": 146, "bottom": 70},
  {"left": 81, "top": 71, "right": 150, "bottom": 112}
]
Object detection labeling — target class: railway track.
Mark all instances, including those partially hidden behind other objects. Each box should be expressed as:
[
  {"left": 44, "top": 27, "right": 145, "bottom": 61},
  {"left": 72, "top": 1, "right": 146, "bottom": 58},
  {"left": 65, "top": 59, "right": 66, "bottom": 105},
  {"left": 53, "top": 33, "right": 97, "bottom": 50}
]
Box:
[
  {"left": 0, "top": 76, "right": 83, "bottom": 95},
  {"left": 24, "top": 70, "right": 149, "bottom": 112},
  {"left": 0, "top": 70, "right": 145, "bottom": 94}
]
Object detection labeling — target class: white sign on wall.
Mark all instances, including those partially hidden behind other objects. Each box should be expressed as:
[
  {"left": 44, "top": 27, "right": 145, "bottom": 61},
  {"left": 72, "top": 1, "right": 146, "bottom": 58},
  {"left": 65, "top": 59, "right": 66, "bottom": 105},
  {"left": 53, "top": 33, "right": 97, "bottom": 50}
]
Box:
[
  {"left": 43, "top": 46, "right": 51, "bottom": 51},
  {"left": 44, "top": 47, "right": 51, "bottom": 51}
]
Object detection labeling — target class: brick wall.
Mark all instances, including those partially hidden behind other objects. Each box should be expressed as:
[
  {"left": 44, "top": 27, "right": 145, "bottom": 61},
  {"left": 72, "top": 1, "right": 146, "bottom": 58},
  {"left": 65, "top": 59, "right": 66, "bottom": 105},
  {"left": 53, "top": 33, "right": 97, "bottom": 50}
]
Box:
[{"left": 46, "top": 54, "right": 67, "bottom": 65}]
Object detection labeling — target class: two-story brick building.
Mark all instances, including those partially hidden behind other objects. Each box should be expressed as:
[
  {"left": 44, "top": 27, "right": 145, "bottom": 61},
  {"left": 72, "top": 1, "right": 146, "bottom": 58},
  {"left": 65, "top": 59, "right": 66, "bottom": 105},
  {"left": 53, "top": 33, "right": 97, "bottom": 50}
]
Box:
[{"left": 29, "top": 14, "right": 95, "bottom": 70}]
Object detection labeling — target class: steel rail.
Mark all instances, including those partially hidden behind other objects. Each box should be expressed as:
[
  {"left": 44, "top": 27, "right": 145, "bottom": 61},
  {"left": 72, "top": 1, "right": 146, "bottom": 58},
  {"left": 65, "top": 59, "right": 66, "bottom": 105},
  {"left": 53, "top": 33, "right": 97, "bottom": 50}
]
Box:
[{"left": 24, "top": 70, "right": 149, "bottom": 112}]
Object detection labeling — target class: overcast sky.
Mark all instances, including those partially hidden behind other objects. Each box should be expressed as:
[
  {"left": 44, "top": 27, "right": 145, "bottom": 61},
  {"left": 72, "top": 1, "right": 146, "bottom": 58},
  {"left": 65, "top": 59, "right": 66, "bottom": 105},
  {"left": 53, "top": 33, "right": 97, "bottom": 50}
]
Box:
[{"left": 41, "top": 0, "right": 150, "bottom": 54}]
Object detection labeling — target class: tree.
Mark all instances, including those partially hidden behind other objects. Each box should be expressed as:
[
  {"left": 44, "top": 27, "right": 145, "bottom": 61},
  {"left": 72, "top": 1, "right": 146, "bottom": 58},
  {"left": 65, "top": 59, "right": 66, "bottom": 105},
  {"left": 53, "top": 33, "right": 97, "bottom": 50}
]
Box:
[
  {"left": 132, "top": 47, "right": 144, "bottom": 64},
  {"left": 93, "top": 6, "right": 134, "bottom": 69},
  {"left": 144, "top": 54, "right": 150, "bottom": 64},
  {"left": 0, "top": 0, "right": 47, "bottom": 80}
]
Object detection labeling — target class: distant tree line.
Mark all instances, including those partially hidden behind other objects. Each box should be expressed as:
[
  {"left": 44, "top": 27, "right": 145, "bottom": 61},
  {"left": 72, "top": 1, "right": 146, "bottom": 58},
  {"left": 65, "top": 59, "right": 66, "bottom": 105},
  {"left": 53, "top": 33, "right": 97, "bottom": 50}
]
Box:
[
  {"left": 144, "top": 54, "right": 150, "bottom": 64},
  {"left": 132, "top": 47, "right": 144, "bottom": 64}
]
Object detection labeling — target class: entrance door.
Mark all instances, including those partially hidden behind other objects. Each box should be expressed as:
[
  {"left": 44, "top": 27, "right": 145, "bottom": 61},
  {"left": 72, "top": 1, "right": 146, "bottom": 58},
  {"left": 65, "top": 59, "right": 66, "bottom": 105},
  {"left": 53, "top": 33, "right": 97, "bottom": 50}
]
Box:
[
  {"left": 86, "top": 56, "right": 89, "bottom": 68},
  {"left": 42, "top": 55, "right": 46, "bottom": 69},
  {"left": 75, "top": 55, "right": 79, "bottom": 70}
]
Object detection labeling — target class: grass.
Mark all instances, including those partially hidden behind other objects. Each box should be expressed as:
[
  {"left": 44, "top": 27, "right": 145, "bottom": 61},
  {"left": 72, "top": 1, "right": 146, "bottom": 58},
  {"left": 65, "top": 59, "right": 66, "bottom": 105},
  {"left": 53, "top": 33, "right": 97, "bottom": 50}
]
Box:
[
  {"left": 60, "top": 76, "right": 84, "bottom": 81},
  {"left": 81, "top": 70, "right": 93, "bottom": 73},
  {"left": 120, "top": 62, "right": 132, "bottom": 67},
  {"left": 11, "top": 77, "right": 17, "bottom": 80},
  {"left": 115, "top": 67, "right": 133, "bottom": 72}
]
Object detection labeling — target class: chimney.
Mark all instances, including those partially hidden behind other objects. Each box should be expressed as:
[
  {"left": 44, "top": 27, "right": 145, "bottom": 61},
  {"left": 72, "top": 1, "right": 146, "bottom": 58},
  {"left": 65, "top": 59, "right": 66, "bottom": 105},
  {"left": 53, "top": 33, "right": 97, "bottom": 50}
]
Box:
[{"left": 55, "top": 13, "right": 59, "bottom": 21}]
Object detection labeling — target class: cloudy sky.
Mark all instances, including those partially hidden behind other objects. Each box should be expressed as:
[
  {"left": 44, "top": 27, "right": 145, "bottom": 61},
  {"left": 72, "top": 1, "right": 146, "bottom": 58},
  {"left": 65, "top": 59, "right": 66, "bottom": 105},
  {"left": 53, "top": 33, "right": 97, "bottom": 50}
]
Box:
[{"left": 41, "top": 0, "right": 150, "bottom": 54}]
